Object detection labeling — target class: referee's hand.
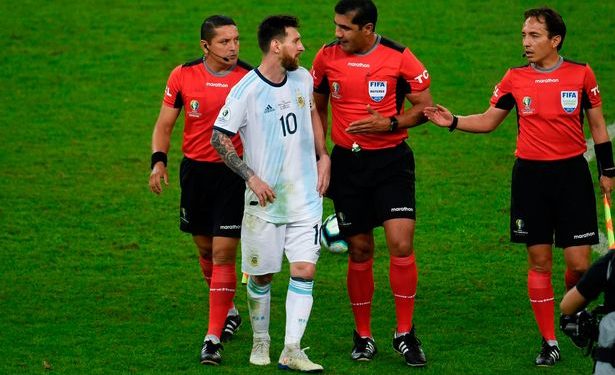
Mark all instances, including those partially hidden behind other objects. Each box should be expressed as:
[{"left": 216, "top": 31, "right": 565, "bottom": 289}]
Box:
[
  {"left": 149, "top": 162, "right": 168, "bottom": 195},
  {"left": 424, "top": 104, "right": 454, "bottom": 128},
  {"left": 600, "top": 175, "right": 614, "bottom": 205},
  {"left": 346, "top": 105, "right": 390, "bottom": 133}
]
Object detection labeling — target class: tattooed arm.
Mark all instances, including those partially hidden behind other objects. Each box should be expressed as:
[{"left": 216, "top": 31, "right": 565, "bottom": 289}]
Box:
[
  {"left": 211, "top": 129, "right": 255, "bottom": 181},
  {"left": 211, "top": 129, "right": 276, "bottom": 206}
]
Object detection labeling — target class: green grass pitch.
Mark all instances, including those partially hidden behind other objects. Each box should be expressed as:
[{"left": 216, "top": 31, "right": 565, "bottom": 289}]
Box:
[{"left": 1, "top": 0, "right": 614, "bottom": 373}]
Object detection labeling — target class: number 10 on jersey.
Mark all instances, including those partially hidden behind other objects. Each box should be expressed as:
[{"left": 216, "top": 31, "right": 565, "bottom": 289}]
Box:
[{"left": 279, "top": 112, "right": 297, "bottom": 137}]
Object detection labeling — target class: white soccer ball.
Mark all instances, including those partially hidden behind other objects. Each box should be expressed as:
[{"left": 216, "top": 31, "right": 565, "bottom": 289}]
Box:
[{"left": 320, "top": 214, "right": 348, "bottom": 253}]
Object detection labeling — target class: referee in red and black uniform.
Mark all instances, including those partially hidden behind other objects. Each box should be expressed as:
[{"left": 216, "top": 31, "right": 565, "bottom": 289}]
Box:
[
  {"left": 311, "top": 0, "right": 433, "bottom": 367},
  {"left": 425, "top": 7, "right": 614, "bottom": 367},
  {"left": 148, "top": 15, "right": 252, "bottom": 366}
]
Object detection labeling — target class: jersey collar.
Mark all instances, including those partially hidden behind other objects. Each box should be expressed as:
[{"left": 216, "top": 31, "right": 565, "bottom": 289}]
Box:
[
  {"left": 353, "top": 34, "right": 381, "bottom": 56},
  {"left": 530, "top": 56, "right": 564, "bottom": 73},
  {"left": 254, "top": 68, "right": 288, "bottom": 87},
  {"left": 202, "top": 56, "right": 236, "bottom": 77}
]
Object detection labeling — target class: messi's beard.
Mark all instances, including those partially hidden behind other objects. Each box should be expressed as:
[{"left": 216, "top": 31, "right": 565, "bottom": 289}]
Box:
[{"left": 280, "top": 52, "right": 299, "bottom": 71}]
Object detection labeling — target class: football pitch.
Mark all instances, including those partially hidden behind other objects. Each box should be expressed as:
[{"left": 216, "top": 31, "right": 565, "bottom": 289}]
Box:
[{"left": 1, "top": 0, "right": 614, "bottom": 373}]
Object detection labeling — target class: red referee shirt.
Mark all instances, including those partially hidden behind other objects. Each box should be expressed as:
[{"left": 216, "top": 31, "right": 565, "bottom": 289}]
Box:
[
  {"left": 311, "top": 36, "right": 430, "bottom": 150},
  {"left": 490, "top": 59, "right": 602, "bottom": 161},
  {"left": 163, "top": 57, "right": 252, "bottom": 162}
]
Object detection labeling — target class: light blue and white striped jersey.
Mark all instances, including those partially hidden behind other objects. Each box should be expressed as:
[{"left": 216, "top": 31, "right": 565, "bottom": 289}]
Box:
[{"left": 213, "top": 67, "right": 322, "bottom": 224}]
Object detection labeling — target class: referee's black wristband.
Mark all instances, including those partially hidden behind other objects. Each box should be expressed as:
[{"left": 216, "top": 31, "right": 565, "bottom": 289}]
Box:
[
  {"left": 595, "top": 141, "right": 615, "bottom": 177},
  {"left": 389, "top": 116, "right": 399, "bottom": 132},
  {"left": 151, "top": 151, "right": 167, "bottom": 170},
  {"left": 448, "top": 115, "right": 459, "bottom": 132}
]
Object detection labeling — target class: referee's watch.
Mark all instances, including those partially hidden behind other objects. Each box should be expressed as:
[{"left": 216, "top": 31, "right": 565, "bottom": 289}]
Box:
[
  {"left": 602, "top": 168, "right": 615, "bottom": 178},
  {"left": 388, "top": 116, "right": 399, "bottom": 132}
]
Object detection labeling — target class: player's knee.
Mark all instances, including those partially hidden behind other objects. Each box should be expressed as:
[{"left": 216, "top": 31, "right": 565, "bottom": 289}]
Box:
[
  {"left": 252, "top": 274, "right": 273, "bottom": 285},
  {"left": 349, "top": 247, "right": 373, "bottom": 262},
  {"left": 567, "top": 263, "right": 589, "bottom": 274},
  {"left": 387, "top": 238, "right": 413, "bottom": 257},
  {"left": 212, "top": 252, "right": 236, "bottom": 265},
  {"left": 290, "top": 262, "right": 316, "bottom": 279},
  {"left": 198, "top": 247, "right": 213, "bottom": 259},
  {"left": 530, "top": 263, "right": 552, "bottom": 274},
  {"left": 212, "top": 245, "right": 236, "bottom": 265},
  {"left": 528, "top": 253, "right": 552, "bottom": 272},
  {"left": 194, "top": 238, "right": 213, "bottom": 258}
]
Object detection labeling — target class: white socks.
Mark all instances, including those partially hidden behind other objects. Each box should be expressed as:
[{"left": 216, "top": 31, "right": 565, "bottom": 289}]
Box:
[
  {"left": 247, "top": 277, "right": 271, "bottom": 340},
  {"left": 284, "top": 277, "right": 314, "bottom": 346}
]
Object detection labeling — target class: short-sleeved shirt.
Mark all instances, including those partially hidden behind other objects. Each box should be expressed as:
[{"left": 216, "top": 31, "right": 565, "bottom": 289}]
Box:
[
  {"left": 163, "top": 57, "right": 252, "bottom": 162},
  {"left": 311, "top": 35, "right": 430, "bottom": 150},
  {"left": 213, "top": 67, "right": 322, "bottom": 224},
  {"left": 576, "top": 250, "right": 615, "bottom": 312},
  {"left": 490, "top": 59, "right": 602, "bottom": 161}
]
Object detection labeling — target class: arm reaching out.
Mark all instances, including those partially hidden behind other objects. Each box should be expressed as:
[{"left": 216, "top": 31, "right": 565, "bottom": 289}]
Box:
[{"left": 424, "top": 104, "right": 509, "bottom": 133}]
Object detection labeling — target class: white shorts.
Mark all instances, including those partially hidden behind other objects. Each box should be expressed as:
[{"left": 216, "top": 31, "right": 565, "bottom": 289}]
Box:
[{"left": 241, "top": 213, "right": 321, "bottom": 275}]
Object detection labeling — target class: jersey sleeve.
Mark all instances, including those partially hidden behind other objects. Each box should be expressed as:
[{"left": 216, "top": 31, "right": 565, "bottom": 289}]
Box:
[
  {"left": 576, "top": 253, "right": 612, "bottom": 302},
  {"left": 400, "top": 49, "right": 430, "bottom": 93},
  {"left": 213, "top": 84, "right": 248, "bottom": 136},
  {"left": 490, "top": 69, "right": 515, "bottom": 110},
  {"left": 582, "top": 64, "right": 602, "bottom": 109},
  {"left": 304, "top": 68, "right": 315, "bottom": 110},
  {"left": 162, "top": 65, "right": 184, "bottom": 109},
  {"left": 310, "top": 48, "right": 330, "bottom": 95},
  {"left": 301, "top": 67, "right": 314, "bottom": 96}
]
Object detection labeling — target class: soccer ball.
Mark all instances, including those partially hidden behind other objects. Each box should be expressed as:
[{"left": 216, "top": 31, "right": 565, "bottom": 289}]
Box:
[{"left": 320, "top": 214, "right": 348, "bottom": 253}]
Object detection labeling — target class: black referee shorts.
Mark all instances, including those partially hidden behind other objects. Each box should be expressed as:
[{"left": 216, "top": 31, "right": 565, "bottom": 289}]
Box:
[
  {"left": 329, "top": 142, "right": 416, "bottom": 236},
  {"left": 510, "top": 155, "right": 598, "bottom": 248},
  {"left": 179, "top": 157, "right": 244, "bottom": 238}
]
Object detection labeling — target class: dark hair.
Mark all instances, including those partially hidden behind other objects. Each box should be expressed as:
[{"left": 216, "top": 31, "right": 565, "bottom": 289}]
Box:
[
  {"left": 524, "top": 7, "right": 566, "bottom": 51},
  {"left": 200, "top": 15, "right": 236, "bottom": 42},
  {"left": 334, "top": 0, "right": 378, "bottom": 31},
  {"left": 257, "top": 15, "right": 299, "bottom": 53}
]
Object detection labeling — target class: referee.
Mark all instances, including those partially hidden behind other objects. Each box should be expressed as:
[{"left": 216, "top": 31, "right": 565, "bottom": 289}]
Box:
[
  {"left": 424, "top": 7, "right": 614, "bottom": 367},
  {"left": 148, "top": 15, "right": 252, "bottom": 365}
]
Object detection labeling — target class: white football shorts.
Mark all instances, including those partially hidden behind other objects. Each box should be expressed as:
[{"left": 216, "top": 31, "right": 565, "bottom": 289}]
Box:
[{"left": 241, "top": 213, "right": 321, "bottom": 275}]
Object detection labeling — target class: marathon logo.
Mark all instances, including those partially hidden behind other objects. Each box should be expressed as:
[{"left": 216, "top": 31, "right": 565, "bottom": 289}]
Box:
[
  {"left": 347, "top": 62, "right": 370, "bottom": 68},
  {"left": 534, "top": 78, "right": 559, "bottom": 84},
  {"left": 219, "top": 225, "right": 241, "bottom": 230},
  {"left": 206, "top": 82, "right": 229, "bottom": 88},
  {"left": 390, "top": 207, "right": 414, "bottom": 212},
  {"left": 573, "top": 231, "right": 595, "bottom": 239}
]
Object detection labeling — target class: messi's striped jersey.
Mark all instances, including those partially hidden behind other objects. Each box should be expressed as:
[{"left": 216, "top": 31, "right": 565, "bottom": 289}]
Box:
[{"left": 213, "top": 67, "right": 322, "bottom": 224}]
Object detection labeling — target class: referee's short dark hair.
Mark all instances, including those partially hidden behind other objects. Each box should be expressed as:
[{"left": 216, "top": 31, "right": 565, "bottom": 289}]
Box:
[
  {"left": 524, "top": 7, "right": 566, "bottom": 51},
  {"left": 257, "top": 15, "right": 299, "bottom": 53},
  {"left": 201, "top": 15, "right": 236, "bottom": 42},
  {"left": 335, "top": 0, "right": 378, "bottom": 31}
]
